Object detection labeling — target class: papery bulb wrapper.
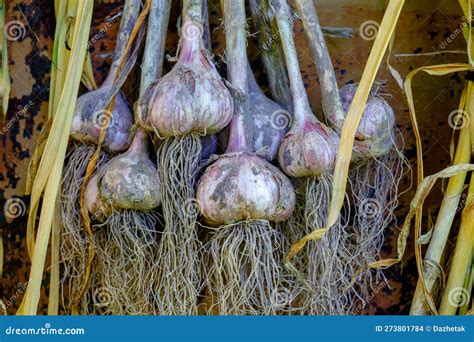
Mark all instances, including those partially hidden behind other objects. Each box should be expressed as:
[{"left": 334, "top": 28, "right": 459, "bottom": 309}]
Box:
[
  {"left": 71, "top": 88, "right": 133, "bottom": 152},
  {"left": 328, "top": 84, "right": 396, "bottom": 158},
  {"left": 278, "top": 119, "right": 339, "bottom": 178},
  {"left": 141, "top": 35, "right": 233, "bottom": 137},
  {"left": 96, "top": 132, "right": 161, "bottom": 211},
  {"left": 197, "top": 152, "right": 295, "bottom": 226}
]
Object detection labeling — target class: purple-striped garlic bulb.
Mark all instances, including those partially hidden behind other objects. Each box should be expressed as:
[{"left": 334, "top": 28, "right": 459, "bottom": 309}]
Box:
[
  {"left": 197, "top": 152, "right": 295, "bottom": 226},
  {"left": 278, "top": 114, "right": 339, "bottom": 178},
  {"left": 70, "top": 0, "right": 138, "bottom": 151},
  {"left": 328, "top": 84, "right": 395, "bottom": 159},
  {"left": 274, "top": 0, "right": 339, "bottom": 179},
  {"left": 138, "top": 15, "right": 233, "bottom": 137},
  {"left": 71, "top": 81, "right": 133, "bottom": 152}
]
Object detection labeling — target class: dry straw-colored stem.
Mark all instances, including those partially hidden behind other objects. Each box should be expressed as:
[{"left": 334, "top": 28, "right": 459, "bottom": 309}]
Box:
[
  {"left": 403, "top": 68, "right": 474, "bottom": 314},
  {"left": 47, "top": 193, "right": 61, "bottom": 315},
  {"left": 439, "top": 177, "right": 474, "bottom": 314},
  {"left": 0, "top": 0, "right": 10, "bottom": 117},
  {"left": 19, "top": 0, "right": 94, "bottom": 315}
]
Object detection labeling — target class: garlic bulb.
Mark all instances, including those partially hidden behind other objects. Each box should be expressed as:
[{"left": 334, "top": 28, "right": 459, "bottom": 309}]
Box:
[
  {"left": 339, "top": 83, "right": 358, "bottom": 113},
  {"left": 278, "top": 114, "right": 339, "bottom": 178},
  {"left": 328, "top": 84, "right": 395, "bottom": 158},
  {"left": 273, "top": 0, "right": 340, "bottom": 179},
  {"left": 140, "top": 20, "right": 233, "bottom": 137},
  {"left": 71, "top": 87, "right": 133, "bottom": 152},
  {"left": 94, "top": 130, "right": 160, "bottom": 211},
  {"left": 85, "top": 174, "right": 112, "bottom": 223},
  {"left": 197, "top": 151, "right": 295, "bottom": 226}
]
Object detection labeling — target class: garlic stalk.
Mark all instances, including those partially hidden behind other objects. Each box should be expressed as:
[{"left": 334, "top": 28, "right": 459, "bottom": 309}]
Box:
[
  {"left": 140, "top": 0, "right": 233, "bottom": 315},
  {"left": 197, "top": 0, "right": 295, "bottom": 315},
  {"left": 60, "top": 0, "right": 140, "bottom": 314},
  {"left": 272, "top": 0, "right": 354, "bottom": 315}
]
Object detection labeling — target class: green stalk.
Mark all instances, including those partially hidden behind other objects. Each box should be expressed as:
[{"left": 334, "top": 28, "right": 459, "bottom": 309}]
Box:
[
  {"left": 249, "top": 0, "right": 292, "bottom": 111},
  {"left": 223, "top": 0, "right": 251, "bottom": 152},
  {"left": 0, "top": 0, "right": 10, "bottom": 117},
  {"left": 201, "top": 0, "right": 211, "bottom": 51},
  {"left": 293, "top": 0, "right": 345, "bottom": 127},
  {"left": 139, "top": 0, "right": 171, "bottom": 96}
]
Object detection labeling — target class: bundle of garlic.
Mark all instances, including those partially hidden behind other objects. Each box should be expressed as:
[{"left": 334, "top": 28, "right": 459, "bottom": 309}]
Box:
[
  {"left": 60, "top": 0, "right": 140, "bottom": 314},
  {"left": 138, "top": 0, "right": 233, "bottom": 314},
  {"left": 293, "top": 0, "right": 407, "bottom": 308},
  {"left": 85, "top": 128, "right": 161, "bottom": 315},
  {"left": 197, "top": 0, "right": 295, "bottom": 315},
  {"left": 80, "top": 0, "right": 171, "bottom": 315},
  {"left": 271, "top": 0, "right": 355, "bottom": 315}
]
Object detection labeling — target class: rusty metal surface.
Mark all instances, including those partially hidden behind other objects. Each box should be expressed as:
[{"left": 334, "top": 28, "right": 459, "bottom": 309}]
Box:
[{"left": 0, "top": 0, "right": 467, "bottom": 314}]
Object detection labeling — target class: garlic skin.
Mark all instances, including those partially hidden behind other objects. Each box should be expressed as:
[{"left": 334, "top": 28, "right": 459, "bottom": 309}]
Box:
[
  {"left": 97, "top": 131, "right": 161, "bottom": 211},
  {"left": 71, "top": 87, "right": 133, "bottom": 152},
  {"left": 278, "top": 118, "right": 339, "bottom": 178},
  {"left": 85, "top": 174, "right": 111, "bottom": 222},
  {"left": 339, "top": 83, "right": 358, "bottom": 113},
  {"left": 354, "top": 97, "right": 395, "bottom": 141},
  {"left": 196, "top": 152, "right": 295, "bottom": 226},
  {"left": 328, "top": 84, "right": 396, "bottom": 158},
  {"left": 247, "top": 67, "right": 288, "bottom": 161},
  {"left": 141, "top": 23, "right": 233, "bottom": 137}
]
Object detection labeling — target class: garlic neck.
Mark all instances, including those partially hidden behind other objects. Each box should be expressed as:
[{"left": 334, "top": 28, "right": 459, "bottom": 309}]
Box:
[
  {"left": 179, "top": 0, "right": 204, "bottom": 65},
  {"left": 126, "top": 129, "right": 148, "bottom": 155}
]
